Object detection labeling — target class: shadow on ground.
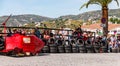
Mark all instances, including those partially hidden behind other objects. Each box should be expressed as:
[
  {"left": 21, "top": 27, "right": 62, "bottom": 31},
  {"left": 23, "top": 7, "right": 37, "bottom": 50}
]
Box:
[
  {"left": 0, "top": 53, "right": 50, "bottom": 58},
  {"left": 38, "top": 53, "right": 50, "bottom": 56}
]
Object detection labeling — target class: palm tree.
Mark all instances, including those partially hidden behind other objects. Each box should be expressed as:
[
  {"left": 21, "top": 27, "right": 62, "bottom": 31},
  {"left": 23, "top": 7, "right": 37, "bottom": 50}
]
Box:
[{"left": 80, "top": 0, "right": 119, "bottom": 37}]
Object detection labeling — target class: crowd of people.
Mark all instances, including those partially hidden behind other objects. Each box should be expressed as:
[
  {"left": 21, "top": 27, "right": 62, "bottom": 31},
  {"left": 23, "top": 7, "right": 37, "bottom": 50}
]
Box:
[{"left": 0, "top": 26, "right": 120, "bottom": 53}]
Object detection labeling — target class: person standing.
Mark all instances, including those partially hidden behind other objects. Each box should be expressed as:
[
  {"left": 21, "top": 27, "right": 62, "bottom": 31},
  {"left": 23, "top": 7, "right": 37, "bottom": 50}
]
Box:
[
  {"left": 34, "top": 27, "right": 41, "bottom": 38},
  {"left": 76, "top": 25, "right": 83, "bottom": 35},
  {"left": 75, "top": 25, "right": 83, "bottom": 40}
]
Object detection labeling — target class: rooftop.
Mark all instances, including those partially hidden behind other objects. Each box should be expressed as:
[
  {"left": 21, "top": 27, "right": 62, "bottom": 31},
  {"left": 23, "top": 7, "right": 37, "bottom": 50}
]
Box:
[{"left": 81, "top": 23, "right": 120, "bottom": 31}]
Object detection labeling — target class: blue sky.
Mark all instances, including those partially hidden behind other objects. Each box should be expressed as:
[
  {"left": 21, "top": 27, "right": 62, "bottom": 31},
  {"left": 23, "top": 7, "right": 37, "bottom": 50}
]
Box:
[{"left": 0, "top": 0, "right": 120, "bottom": 18}]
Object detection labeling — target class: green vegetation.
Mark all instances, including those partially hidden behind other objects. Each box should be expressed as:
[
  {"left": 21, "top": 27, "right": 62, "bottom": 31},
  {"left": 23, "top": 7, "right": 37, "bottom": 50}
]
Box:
[
  {"left": 42, "top": 19, "right": 83, "bottom": 29},
  {"left": 109, "top": 17, "right": 120, "bottom": 24}
]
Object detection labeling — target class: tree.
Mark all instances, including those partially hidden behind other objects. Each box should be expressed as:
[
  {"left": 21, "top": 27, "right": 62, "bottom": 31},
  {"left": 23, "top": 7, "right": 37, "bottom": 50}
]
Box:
[
  {"left": 109, "top": 17, "right": 115, "bottom": 23},
  {"left": 80, "top": 0, "right": 119, "bottom": 36},
  {"left": 114, "top": 18, "right": 119, "bottom": 23},
  {"left": 55, "top": 18, "right": 67, "bottom": 28},
  {"left": 117, "top": 19, "right": 120, "bottom": 24}
]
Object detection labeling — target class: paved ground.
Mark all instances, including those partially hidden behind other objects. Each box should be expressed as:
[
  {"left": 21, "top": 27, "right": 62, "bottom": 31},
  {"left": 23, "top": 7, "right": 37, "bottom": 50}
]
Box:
[{"left": 0, "top": 53, "right": 120, "bottom": 66}]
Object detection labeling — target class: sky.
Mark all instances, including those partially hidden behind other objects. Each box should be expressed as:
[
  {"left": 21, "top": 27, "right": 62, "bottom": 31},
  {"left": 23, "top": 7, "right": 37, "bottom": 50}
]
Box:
[{"left": 0, "top": 0, "right": 120, "bottom": 18}]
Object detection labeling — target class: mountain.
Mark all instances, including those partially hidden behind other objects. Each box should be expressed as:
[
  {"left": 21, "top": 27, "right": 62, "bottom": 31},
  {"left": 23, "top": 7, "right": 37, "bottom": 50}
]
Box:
[
  {"left": 0, "top": 14, "right": 53, "bottom": 26},
  {"left": 59, "top": 8, "right": 120, "bottom": 21},
  {"left": 0, "top": 8, "right": 120, "bottom": 26}
]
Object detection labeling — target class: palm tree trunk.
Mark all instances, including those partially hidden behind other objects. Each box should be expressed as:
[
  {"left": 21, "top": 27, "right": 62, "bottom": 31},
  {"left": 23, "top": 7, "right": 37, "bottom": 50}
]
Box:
[{"left": 102, "top": 6, "right": 108, "bottom": 37}]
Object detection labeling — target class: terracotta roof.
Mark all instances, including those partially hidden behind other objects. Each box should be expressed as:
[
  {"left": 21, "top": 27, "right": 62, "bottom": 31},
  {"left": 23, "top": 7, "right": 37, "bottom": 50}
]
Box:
[{"left": 81, "top": 23, "right": 120, "bottom": 30}]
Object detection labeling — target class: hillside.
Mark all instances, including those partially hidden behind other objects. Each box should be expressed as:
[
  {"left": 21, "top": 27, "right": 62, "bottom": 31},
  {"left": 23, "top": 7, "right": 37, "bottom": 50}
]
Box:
[
  {"left": 0, "top": 14, "right": 53, "bottom": 26},
  {"left": 0, "top": 8, "right": 120, "bottom": 26},
  {"left": 59, "top": 8, "right": 120, "bottom": 21}
]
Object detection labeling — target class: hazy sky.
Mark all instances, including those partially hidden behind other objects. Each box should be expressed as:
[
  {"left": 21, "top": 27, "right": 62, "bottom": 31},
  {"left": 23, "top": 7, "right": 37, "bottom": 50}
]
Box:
[{"left": 0, "top": 0, "right": 120, "bottom": 18}]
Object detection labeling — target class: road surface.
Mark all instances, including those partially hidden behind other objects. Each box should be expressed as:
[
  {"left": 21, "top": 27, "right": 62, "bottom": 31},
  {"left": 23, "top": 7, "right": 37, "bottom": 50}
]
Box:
[{"left": 0, "top": 53, "right": 119, "bottom": 66}]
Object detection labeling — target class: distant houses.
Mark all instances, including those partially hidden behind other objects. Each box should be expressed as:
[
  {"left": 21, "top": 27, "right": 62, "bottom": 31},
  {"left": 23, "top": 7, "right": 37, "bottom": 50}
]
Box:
[{"left": 81, "top": 23, "right": 120, "bottom": 35}]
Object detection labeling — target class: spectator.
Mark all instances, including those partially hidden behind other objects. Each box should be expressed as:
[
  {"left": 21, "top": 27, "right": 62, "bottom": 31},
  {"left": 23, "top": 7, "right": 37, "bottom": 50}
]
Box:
[
  {"left": 76, "top": 25, "right": 83, "bottom": 34},
  {"left": 13, "top": 29, "right": 18, "bottom": 33},
  {"left": 34, "top": 27, "right": 41, "bottom": 38},
  {"left": 7, "top": 28, "right": 12, "bottom": 36},
  {"left": 110, "top": 35, "right": 117, "bottom": 48},
  {"left": 59, "top": 27, "right": 69, "bottom": 40},
  {"left": 42, "top": 30, "right": 50, "bottom": 45},
  {"left": 49, "top": 30, "right": 54, "bottom": 38},
  {"left": 59, "top": 27, "right": 64, "bottom": 39},
  {"left": 43, "top": 30, "right": 50, "bottom": 40}
]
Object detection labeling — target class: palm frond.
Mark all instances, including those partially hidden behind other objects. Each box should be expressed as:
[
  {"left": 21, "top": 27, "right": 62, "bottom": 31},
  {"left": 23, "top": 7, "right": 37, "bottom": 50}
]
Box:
[
  {"left": 107, "top": 0, "right": 112, "bottom": 4},
  {"left": 80, "top": 0, "right": 100, "bottom": 10},
  {"left": 86, "top": 0, "right": 93, "bottom": 8},
  {"left": 114, "top": 0, "right": 119, "bottom": 6},
  {"left": 79, "top": 3, "right": 87, "bottom": 10}
]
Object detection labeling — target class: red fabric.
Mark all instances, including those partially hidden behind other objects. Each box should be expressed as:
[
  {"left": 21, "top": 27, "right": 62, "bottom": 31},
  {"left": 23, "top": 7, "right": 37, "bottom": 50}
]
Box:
[{"left": 83, "top": 36, "right": 88, "bottom": 41}]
